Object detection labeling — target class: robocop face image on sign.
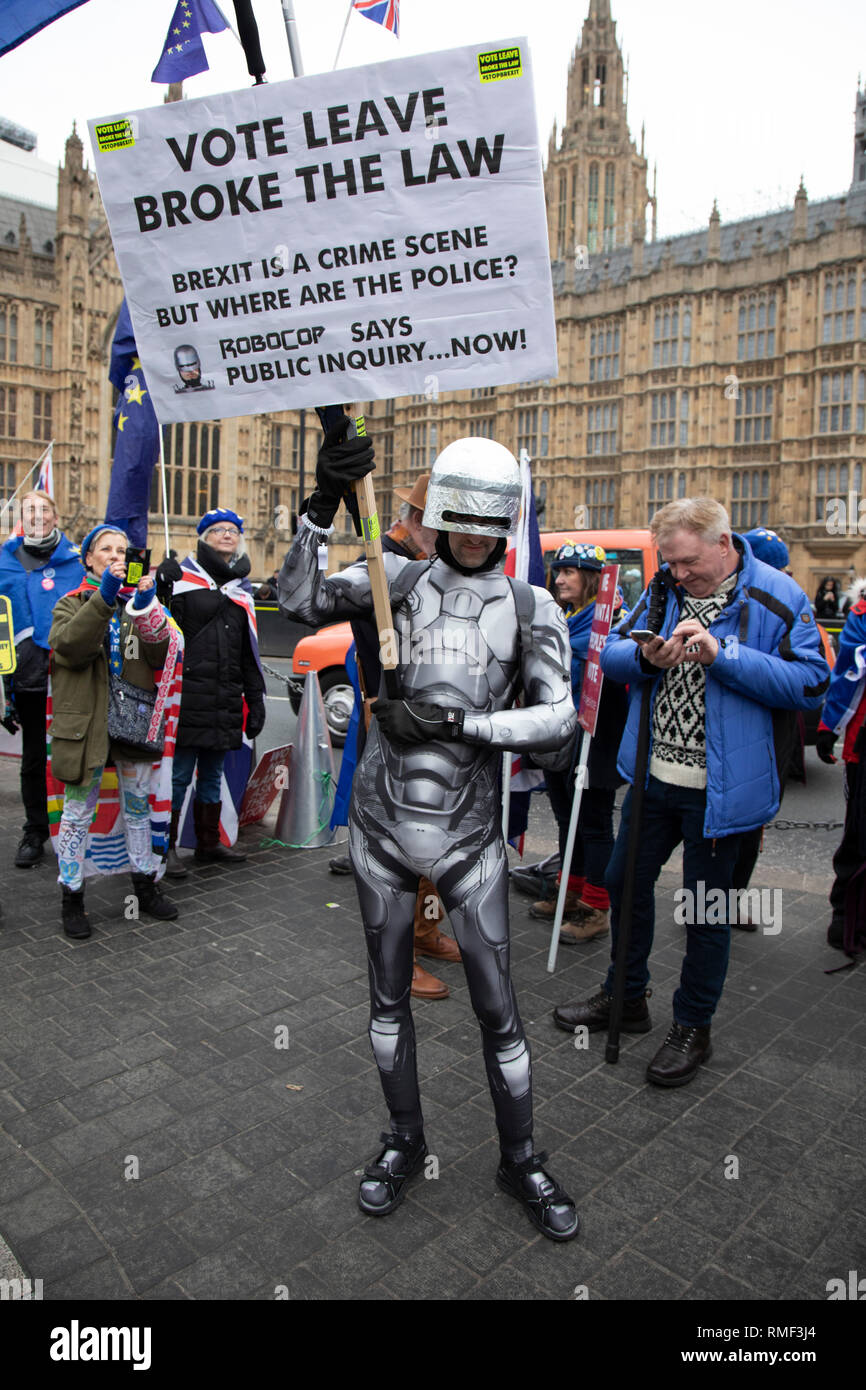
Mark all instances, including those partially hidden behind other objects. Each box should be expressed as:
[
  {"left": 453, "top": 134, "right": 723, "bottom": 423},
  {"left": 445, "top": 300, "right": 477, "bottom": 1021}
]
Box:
[{"left": 173, "top": 343, "right": 215, "bottom": 393}]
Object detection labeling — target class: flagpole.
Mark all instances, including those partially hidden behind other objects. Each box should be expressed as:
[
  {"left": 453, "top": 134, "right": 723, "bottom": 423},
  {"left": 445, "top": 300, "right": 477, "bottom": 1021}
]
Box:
[
  {"left": 279, "top": 0, "right": 305, "bottom": 76},
  {"left": 333, "top": 0, "right": 355, "bottom": 69},
  {"left": 8, "top": 441, "right": 53, "bottom": 504},
  {"left": 157, "top": 423, "right": 171, "bottom": 559}
]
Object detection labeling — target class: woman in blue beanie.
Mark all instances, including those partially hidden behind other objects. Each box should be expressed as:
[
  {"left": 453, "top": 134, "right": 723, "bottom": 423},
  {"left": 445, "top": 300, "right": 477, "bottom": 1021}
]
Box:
[{"left": 48, "top": 525, "right": 181, "bottom": 939}]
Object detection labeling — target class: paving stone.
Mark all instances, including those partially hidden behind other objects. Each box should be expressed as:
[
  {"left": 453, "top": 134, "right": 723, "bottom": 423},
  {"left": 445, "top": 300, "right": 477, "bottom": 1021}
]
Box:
[
  {"left": 14, "top": 1216, "right": 108, "bottom": 1284},
  {"left": 115, "top": 1222, "right": 199, "bottom": 1292},
  {"left": 633, "top": 1210, "right": 724, "bottom": 1281}
]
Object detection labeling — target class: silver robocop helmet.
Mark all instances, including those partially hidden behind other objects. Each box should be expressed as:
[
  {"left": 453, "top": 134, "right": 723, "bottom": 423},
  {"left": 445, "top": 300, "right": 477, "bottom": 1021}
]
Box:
[{"left": 422, "top": 438, "right": 522, "bottom": 538}]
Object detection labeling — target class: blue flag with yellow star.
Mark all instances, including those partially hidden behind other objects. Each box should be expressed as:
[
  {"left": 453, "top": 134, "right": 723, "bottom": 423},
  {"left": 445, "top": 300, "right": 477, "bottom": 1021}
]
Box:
[
  {"left": 106, "top": 300, "right": 160, "bottom": 548},
  {"left": 152, "top": 0, "right": 229, "bottom": 84}
]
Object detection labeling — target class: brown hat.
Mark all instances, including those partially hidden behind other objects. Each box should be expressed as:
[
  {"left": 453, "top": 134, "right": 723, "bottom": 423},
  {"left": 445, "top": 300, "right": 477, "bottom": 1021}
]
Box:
[{"left": 393, "top": 473, "right": 430, "bottom": 510}]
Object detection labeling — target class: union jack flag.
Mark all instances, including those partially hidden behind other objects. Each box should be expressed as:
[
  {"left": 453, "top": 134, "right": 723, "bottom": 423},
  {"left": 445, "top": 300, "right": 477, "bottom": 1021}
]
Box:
[{"left": 353, "top": 1, "right": 399, "bottom": 37}]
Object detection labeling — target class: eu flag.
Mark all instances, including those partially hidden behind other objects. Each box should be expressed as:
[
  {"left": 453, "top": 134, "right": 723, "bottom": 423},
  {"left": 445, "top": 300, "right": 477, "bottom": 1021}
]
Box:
[
  {"left": 106, "top": 301, "right": 160, "bottom": 548},
  {"left": 0, "top": 1, "right": 90, "bottom": 58},
  {"left": 152, "top": 0, "right": 229, "bottom": 84}
]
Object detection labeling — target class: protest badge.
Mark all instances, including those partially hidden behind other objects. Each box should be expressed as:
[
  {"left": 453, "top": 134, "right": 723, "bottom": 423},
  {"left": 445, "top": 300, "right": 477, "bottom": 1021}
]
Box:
[
  {"left": 239, "top": 744, "right": 292, "bottom": 826},
  {"left": 88, "top": 39, "right": 556, "bottom": 423},
  {"left": 577, "top": 564, "right": 619, "bottom": 738}
]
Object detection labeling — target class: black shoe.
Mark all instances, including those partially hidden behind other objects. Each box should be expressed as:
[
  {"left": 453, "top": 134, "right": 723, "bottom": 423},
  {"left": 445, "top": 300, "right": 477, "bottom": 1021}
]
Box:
[
  {"left": 827, "top": 918, "right": 844, "bottom": 950},
  {"left": 496, "top": 1151, "right": 579, "bottom": 1242},
  {"left": 329, "top": 855, "right": 352, "bottom": 875},
  {"left": 130, "top": 872, "right": 179, "bottom": 921},
  {"left": 552, "top": 987, "right": 652, "bottom": 1034},
  {"left": 358, "top": 1132, "right": 427, "bottom": 1217},
  {"left": 15, "top": 831, "right": 46, "bottom": 868},
  {"left": 61, "top": 885, "right": 91, "bottom": 940},
  {"left": 646, "top": 1022, "right": 712, "bottom": 1087}
]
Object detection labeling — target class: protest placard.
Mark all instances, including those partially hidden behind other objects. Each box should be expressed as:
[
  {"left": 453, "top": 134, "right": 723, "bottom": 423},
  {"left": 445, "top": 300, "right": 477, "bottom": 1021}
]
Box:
[
  {"left": 577, "top": 564, "right": 620, "bottom": 737},
  {"left": 87, "top": 39, "right": 557, "bottom": 423}
]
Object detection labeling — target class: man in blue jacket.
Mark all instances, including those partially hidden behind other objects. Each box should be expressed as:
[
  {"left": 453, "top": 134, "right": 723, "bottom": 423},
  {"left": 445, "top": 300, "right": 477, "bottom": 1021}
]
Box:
[{"left": 553, "top": 497, "right": 829, "bottom": 1086}]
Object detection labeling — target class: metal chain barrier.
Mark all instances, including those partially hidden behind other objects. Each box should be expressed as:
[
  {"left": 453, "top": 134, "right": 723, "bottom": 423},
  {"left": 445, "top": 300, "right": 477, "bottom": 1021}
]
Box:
[{"left": 765, "top": 819, "right": 843, "bottom": 831}]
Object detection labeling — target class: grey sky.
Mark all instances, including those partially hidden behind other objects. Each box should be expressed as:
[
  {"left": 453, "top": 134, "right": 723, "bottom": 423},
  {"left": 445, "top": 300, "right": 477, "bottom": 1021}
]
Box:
[{"left": 0, "top": 0, "right": 864, "bottom": 235}]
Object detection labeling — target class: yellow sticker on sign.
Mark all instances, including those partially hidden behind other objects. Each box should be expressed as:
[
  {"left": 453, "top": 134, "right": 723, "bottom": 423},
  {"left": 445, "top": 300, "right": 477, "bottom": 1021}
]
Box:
[
  {"left": 478, "top": 47, "right": 522, "bottom": 83},
  {"left": 362, "top": 513, "right": 380, "bottom": 544},
  {"left": 94, "top": 118, "right": 136, "bottom": 152}
]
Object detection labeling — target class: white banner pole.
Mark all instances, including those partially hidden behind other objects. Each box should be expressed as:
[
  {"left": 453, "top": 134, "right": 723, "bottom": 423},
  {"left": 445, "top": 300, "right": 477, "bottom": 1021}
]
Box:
[
  {"left": 501, "top": 751, "right": 513, "bottom": 841},
  {"left": 546, "top": 729, "right": 590, "bottom": 974}
]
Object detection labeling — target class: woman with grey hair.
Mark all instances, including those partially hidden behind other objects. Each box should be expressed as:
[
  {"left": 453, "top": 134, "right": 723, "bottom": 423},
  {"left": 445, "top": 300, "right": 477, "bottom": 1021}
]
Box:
[{"left": 156, "top": 509, "right": 266, "bottom": 873}]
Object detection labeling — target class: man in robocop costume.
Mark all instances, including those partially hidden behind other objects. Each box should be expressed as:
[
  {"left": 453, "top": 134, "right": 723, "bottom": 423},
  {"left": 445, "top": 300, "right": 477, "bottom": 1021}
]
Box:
[{"left": 279, "top": 427, "right": 580, "bottom": 1241}]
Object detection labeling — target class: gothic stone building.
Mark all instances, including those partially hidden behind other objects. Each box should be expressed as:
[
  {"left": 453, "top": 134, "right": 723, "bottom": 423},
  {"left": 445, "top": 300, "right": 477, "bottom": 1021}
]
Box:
[{"left": 2, "top": 0, "right": 866, "bottom": 593}]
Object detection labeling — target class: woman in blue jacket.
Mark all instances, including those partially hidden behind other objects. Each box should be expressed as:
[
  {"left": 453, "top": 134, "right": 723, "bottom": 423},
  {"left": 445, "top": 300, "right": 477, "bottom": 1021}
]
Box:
[
  {"left": 530, "top": 542, "right": 627, "bottom": 943},
  {"left": 0, "top": 491, "right": 83, "bottom": 867}
]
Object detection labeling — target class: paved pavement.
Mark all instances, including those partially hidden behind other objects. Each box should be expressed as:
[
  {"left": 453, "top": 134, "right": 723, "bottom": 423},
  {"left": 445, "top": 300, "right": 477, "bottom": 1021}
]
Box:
[{"left": 0, "top": 751, "right": 864, "bottom": 1302}]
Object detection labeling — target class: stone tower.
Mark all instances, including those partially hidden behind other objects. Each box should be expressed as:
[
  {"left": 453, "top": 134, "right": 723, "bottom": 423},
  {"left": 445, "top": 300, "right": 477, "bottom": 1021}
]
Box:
[
  {"left": 544, "top": 0, "right": 654, "bottom": 259},
  {"left": 852, "top": 79, "right": 866, "bottom": 190}
]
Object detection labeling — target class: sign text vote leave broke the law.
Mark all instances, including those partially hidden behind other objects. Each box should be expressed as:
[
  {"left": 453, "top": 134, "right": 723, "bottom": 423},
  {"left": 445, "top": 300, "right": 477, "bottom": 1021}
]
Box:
[{"left": 88, "top": 40, "right": 557, "bottom": 423}]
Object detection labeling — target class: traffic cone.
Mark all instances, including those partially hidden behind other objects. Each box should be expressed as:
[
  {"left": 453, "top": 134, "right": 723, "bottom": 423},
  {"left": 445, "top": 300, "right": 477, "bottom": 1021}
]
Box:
[{"left": 275, "top": 670, "right": 337, "bottom": 848}]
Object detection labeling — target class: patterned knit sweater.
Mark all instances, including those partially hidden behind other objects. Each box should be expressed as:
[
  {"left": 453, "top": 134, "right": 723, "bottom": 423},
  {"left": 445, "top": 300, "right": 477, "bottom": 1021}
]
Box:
[{"left": 649, "top": 572, "right": 738, "bottom": 789}]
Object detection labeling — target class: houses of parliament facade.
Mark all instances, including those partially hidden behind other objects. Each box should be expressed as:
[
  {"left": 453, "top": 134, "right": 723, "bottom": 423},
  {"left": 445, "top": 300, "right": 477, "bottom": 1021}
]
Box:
[{"left": 1, "top": 0, "right": 866, "bottom": 591}]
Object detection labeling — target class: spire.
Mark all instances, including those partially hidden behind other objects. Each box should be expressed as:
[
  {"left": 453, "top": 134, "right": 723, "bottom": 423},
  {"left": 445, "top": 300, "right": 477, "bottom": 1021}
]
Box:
[
  {"left": 793, "top": 176, "right": 808, "bottom": 239},
  {"left": 852, "top": 81, "right": 866, "bottom": 190},
  {"left": 589, "top": 0, "right": 612, "bottom": 19},
  {"left": 708, "top": 199, "right": 721, "bottom": 258}
]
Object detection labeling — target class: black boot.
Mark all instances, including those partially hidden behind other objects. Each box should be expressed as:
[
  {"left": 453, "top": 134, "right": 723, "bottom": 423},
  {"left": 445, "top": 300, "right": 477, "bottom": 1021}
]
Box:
[
  {"left": 552, "top": 986, "right": 652, "bottom": 1034},
  {"left": 131, "top": 872, "right": 179, "bottom": 921},
  {"left": 358, "top": 1132, "right": 428, "bottom": 1217},
  {"left": 61, "top": 885, "right": 91, "bottom": 940},
  {"left": 193, "top": 800, "right": 246, "bottom": 864},
  {"left": 497, "top": 1151, "right": 580, "bottom": 1242},
  {"left": 15, "top": 830, "right": 46, "bottom": 868},
  {"left": 165, "top": 808, "right": 188, "bottom": 879},
  {"left": 646, "top": 1022, "right": 712, "bottom": 1087}
]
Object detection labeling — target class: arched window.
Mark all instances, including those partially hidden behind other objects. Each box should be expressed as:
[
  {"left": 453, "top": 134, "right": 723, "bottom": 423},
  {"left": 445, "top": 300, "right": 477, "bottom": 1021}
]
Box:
[
  {"left": 587, "top": 164, "right": 599, "bottom": 254},
  {"left": 603, "top": 164, "right": 615, "bottom": 250}
]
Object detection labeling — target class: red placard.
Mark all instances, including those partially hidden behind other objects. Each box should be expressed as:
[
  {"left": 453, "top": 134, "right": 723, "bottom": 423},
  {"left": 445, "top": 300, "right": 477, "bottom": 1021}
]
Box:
[
  {"left": 239, "top": 745, "right": 292, "bottom": 826},
  {"left": 577, "top": 564, "right": 620, "bottom": 737}
]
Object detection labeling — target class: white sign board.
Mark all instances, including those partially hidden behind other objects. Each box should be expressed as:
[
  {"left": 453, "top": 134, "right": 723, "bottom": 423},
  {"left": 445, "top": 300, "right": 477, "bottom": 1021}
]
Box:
[{"left": 88, "top": 39, "right": 557, "bottom": 424}]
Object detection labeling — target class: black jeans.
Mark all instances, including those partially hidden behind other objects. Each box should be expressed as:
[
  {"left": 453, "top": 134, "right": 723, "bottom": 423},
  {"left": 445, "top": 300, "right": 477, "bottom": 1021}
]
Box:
[
  {"left": 14, "top": 688, "right": 50, "bottom": 839},
  {"left": 604, "top": 776, "right": 742, "bottom": 1027},
  {"left": 545, "top": 766, "right": 616, "bottom": 891},
  {"left": 829, "top": 762, "right": 861, "bottom": 928}
]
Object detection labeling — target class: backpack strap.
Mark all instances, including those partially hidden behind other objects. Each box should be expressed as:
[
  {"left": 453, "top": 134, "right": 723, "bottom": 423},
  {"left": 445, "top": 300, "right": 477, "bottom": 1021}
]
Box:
[{"left": 388, "top": 557, "right": 433, "bottom": 617}]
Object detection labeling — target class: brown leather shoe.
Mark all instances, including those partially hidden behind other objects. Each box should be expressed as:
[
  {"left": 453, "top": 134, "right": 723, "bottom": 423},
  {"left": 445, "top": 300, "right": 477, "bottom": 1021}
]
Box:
[
  {"left": 559, "top": 907, "right": 610, "bottom": 944},
  {"left": 529, "top": 889, "right": 581, "bottom": 920},
  {"left": 413, "top": 879, "right": 462, "bottom": 962},
  {"left": 410, "top": 959, "right": 449, "bottom": 1000},
  {"left": 415, "top": 928, "right": 461, "bottom": 962}
]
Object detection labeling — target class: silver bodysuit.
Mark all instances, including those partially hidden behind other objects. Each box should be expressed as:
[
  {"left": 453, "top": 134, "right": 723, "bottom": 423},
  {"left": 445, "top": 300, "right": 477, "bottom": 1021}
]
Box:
[{"left": 279, "top": 523, "right": 577, "bottom": 1157}]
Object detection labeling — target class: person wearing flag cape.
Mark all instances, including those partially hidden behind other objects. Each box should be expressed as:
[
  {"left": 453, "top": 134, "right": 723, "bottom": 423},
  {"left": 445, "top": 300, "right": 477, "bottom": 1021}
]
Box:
[
  {"left": 156, "top": 508, "right": 266, "bottom": 873},
  {"left": 279, "top": 426, "right": 581, "bottom": 1242}
]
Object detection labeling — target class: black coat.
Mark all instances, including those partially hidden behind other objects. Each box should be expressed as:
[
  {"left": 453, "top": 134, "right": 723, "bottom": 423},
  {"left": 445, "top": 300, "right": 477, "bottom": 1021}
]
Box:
[{"left": 171, "top": 542, "right": 265, "bottom": 751}]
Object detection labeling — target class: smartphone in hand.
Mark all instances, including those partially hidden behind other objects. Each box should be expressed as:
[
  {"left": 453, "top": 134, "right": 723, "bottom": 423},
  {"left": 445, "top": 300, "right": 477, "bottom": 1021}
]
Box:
[
  {"left": 629, "top": 629, "right": 656, "bottom": 642},
  {"left": 124, "top": 547, "right": 150, "bottom": 586}
]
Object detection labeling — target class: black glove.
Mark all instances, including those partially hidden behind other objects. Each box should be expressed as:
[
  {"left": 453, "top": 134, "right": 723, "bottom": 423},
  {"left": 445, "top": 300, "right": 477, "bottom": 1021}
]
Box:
[
  {"left": 1, "top": 711, "right": 19, "bottom": 736},
  {"left": 307, "top": 416, "right": 375, "bottom": 529},
  {"left": 372, "top": 698, "right": 465, "bottom": 745},
  {"left": 245, "top": 701, "right": 266, "bottom": 741},
  {"left": 816, "top": 727, "right": 838, "bottom": 765},
  {"left": 156, "top": 557, "right": 183, "bottom": 604}
]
